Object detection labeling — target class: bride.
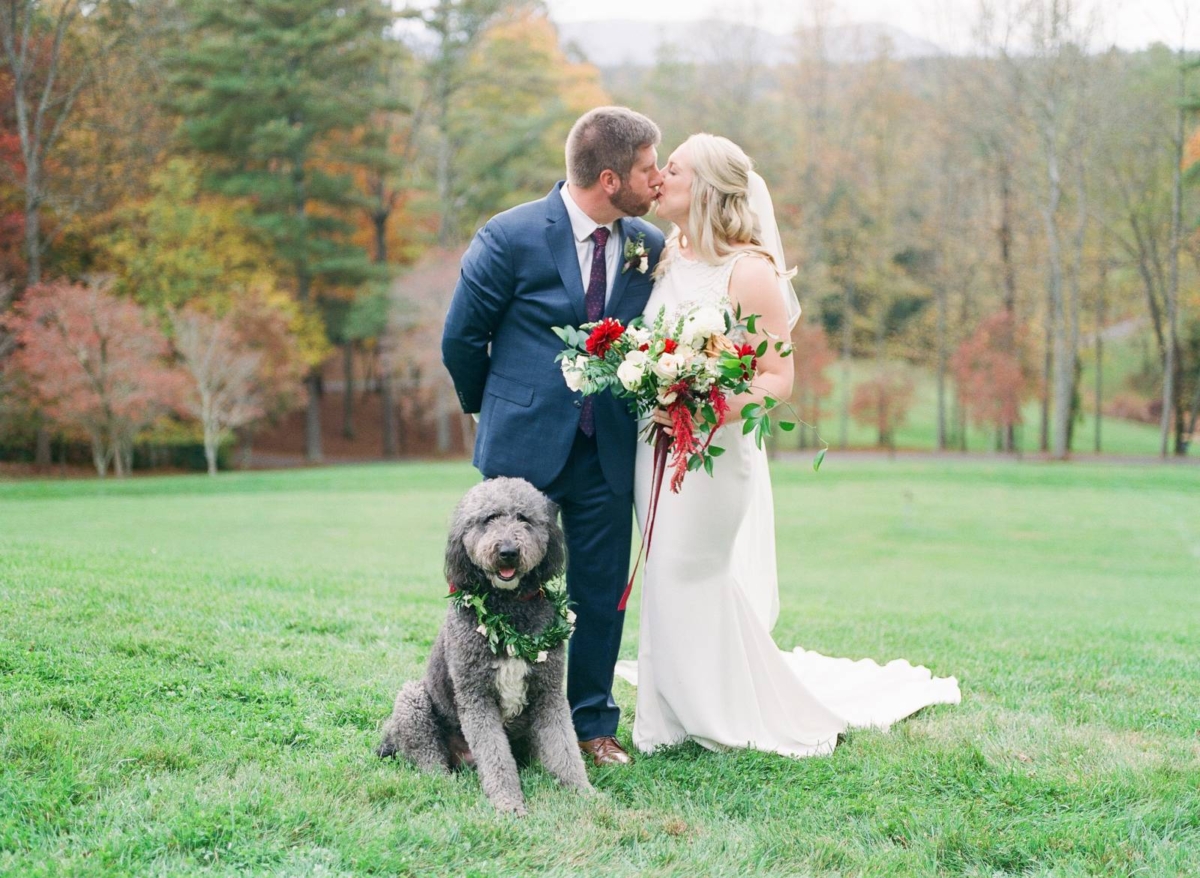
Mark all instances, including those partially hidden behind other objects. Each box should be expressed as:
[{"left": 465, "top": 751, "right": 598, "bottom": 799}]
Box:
[{"left": 614, "top": 134, "right": 961, "bottom": 758}]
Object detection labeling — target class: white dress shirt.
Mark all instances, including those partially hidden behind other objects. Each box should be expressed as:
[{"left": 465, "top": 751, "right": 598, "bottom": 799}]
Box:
[{"left": 559, "top": 184, "right": 620, "bottom": 306}]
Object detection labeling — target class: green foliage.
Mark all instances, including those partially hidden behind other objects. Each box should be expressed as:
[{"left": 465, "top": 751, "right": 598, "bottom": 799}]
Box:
[
  {"left": 1, "top": 461, "right": 1198, "bottom": 875},
  {"left": 167, "top": 0, "right": 393, "bottom": 298}
]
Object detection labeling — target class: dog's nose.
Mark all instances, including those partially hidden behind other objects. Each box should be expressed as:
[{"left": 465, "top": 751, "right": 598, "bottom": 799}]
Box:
[{"left": 498, "top": 543, "right": 519, "bottom": 565}]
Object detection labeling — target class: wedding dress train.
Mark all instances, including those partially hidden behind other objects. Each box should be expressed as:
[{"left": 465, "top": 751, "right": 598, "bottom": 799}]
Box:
[{"left": 613, "top": 252, "right": 960, "bottom": 758}]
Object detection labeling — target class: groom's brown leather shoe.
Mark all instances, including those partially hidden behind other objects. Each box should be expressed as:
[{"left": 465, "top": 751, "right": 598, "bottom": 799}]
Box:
[{"left": 579, "top": 736, "right": 632, "bottom": 766}]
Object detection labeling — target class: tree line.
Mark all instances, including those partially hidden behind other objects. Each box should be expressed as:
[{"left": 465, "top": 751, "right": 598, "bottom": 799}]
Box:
[{"left": 0, "top": 0, "right": 1196, "bottom": 476}]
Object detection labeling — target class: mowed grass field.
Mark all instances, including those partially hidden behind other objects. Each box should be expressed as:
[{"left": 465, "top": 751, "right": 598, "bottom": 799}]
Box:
[{"left": 1, "top": 459, "right": 1198, "bottom": 876}]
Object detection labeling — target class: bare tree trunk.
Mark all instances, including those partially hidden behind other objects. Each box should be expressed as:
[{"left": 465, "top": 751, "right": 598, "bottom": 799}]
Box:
[
  {"left": 436, "top": 392, "right": 452, "bottom": 454},
  {"left": 1042, "top": 122, "right": 1070, "bottom": 459},
  {"left": 305, "top": 374, "right": 323, "bottom": 463},
  {"left": 34, "top": 419, "right": 51, "bottom": 467},
  {"left": 935, "top": 279, "right": 947, "bottom": 451},
  {"left": 1094, "top": 264, "right": 1105, "bottom": 453},
  {"left": 342, "top": 341, "right": 355, "bottom": 441},
  {"left": 1161, "top": 59, "right": 1185, "bottom": 457},
  {"left": 839, "top": 281, "right": 852, "bottom": 450},
  {"left": 381, "top": 371, "right": 398, "bottom": 457},
  {"left": 997, "top": 154, "right": 1018, "bottom": 452}
]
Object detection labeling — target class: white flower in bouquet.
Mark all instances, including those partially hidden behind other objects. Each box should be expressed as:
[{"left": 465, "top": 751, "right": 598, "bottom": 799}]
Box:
[
  {"left": 657, "top": 387, "right": 679, "bottom": 406},
  {"left": 561, "top": 354, "right": 589, "bottom": 392},
  {"left": 652, "top": 351, "right": 684, "bottom": 381},
  {"left": 681, "top": 305, "right": 726, "bottom": 347},
  {"left": 628, "top": 326, "right": 652, "bottom": 347},
  {"left": 536, "top": 651, "right": 548, "bottom": 663},
  {"left": 617, "top": 350, "right": 648, "bottom": 391},
  {"left": 675, "top": 343, "right": 696, "bottom": 361}
]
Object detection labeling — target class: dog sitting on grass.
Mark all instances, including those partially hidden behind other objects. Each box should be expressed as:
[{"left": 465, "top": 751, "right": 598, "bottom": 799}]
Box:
[{"left": 377, "top": 477, "right": 594, "bottom": 815}]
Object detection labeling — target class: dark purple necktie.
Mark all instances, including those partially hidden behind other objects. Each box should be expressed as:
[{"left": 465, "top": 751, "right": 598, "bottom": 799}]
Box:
[{"left": 579, "top": 226, "right": 609, "bottom": 437}]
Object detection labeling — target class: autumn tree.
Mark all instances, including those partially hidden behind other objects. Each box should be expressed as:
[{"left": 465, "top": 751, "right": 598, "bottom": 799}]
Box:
[
  {"left": 172, "top": 295, "right": 305, "bottom": 475},
  {"left": 168, "top": 0, "right": 394, "bottom": 462},
  {"left": 790, "top": 321, "right": 836, "bottom": 449},
  {"left": 950, "top": 311, "right": 1032, "bottom": 443},
  {"left": 4, "top": 279, "right": 182, "bottom": 476},
  {"left": 850, "top": 369, "right": 915, "bottom": 451},
  {"left": 382, "top": 247, "right": 465, "bottom": 454},
  {"left": 98, "top": 158, "right": 282, "bottom": 314}
]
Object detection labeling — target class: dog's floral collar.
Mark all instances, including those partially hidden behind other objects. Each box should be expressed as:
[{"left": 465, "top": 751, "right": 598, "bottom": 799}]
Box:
[
  {"left": 449, "top": 582, "right": 576, "bottom": 664},
  {"left": 622, "top": 232, "right": 649, "bottom": 275}
]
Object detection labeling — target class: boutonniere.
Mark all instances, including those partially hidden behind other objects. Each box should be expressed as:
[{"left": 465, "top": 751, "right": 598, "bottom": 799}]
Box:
[{"left": 622, "top": 233, "right": 650, "bottom": 275}]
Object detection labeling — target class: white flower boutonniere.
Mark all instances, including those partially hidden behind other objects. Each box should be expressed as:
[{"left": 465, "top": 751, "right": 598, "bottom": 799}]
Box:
[{"left": 623, "top": 233, "right": 650, "bottom": 274}]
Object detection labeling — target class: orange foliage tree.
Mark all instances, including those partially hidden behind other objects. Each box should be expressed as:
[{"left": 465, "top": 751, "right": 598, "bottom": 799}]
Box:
[
  {"left": 850, "top": 370, "right": 916, "bottom": 450},
  {"left": 4, "top": 279, "right": 183, "bottom": 476},
  {"left": 950, "top": 311, "right": 1031, "bottom": 441},
  {"left": 791, "top": 321, "right": 836, "bottom": 446}
]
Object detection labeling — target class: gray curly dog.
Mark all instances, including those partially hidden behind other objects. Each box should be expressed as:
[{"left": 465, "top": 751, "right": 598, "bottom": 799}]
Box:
[{"left": 376, "top": 477, "right": 595, "bottom": 815}]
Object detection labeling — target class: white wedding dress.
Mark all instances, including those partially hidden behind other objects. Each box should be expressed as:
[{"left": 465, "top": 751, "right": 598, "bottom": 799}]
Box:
[{"left": 614, "top": 251, "right": 961, "bottom": 758}]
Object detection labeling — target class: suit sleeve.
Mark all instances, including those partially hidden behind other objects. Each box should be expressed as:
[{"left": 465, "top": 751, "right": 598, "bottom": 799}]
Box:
[{"left": 441, "top": 220, "right": 515, "bottom": 414}]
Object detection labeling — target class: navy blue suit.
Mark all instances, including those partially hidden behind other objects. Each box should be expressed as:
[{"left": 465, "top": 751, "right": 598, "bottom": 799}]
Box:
[{"left": 442, "top": 182, "right": 665, "bottom": 739}]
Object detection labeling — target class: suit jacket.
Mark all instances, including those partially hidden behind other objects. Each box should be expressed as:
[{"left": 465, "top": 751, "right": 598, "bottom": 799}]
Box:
[{"left": 442, "top": 182, "right": 666, "bottom": 494}]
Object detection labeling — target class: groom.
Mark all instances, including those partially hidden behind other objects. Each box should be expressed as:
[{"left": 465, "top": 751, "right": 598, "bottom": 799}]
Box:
[{"left": 442, "top": 107, "right": 665, "bottom": 765}]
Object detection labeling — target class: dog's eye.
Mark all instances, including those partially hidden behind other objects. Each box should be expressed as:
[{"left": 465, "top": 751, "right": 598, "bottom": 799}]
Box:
[{"left": 514, "top": 514, "right": 529, "bottom": 524}]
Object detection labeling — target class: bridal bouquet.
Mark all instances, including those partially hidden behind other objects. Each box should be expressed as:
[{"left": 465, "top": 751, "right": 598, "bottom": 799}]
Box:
[{"left": 553, "top": 304, "right": 794, "bottom": 494}]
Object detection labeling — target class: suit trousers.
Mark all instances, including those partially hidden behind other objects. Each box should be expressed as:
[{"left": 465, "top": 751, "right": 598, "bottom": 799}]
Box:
[{"left": 540, "top": 429, "right": 632, "bottom": 741}]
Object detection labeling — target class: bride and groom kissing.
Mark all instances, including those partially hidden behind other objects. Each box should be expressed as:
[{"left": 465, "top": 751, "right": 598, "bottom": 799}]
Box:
[{"left": 440, "top": 106, "right": 960, "bottom": 766}]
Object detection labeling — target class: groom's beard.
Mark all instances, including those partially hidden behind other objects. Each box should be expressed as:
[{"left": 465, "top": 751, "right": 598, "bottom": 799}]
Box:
[{"left": 609, "top": 181, "right": 653, "bottom": 218}]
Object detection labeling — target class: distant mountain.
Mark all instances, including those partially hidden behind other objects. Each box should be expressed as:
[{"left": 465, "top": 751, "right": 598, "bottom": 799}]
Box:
[{"left": 554, "top": 20, "right": 945, "bottom": 68}]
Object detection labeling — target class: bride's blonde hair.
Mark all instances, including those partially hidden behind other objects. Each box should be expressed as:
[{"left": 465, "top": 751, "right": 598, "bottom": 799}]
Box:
[{"left": 662, "top": 134, "right": 794, "bottom": 280}]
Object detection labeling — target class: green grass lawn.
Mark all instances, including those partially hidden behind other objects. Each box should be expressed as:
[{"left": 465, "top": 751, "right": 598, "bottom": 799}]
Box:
[{"left": 2, "top": 460, "right": 1198, "bottom": 876}]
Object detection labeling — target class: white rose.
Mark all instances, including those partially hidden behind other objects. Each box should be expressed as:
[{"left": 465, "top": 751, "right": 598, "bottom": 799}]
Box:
[
  {"left": 476, "top": 624, "right": 488, "bottom": 637},
  {"left": 617, "top": 359, "right": 645, "bottom": 392},
  {"left": 629, "top": 326, "right": 652, "bottom": 347},
  {"left": 536, "top": 651, "right": 548, "bottom": 663},
  {"left": 639, "top": 255, "right": 649, "bottom": 274},
  {"left": 566, "top": 610, "right": 577, "bottom": 624},
  {"left": 683, "top": 306, "right": 726, "bottom": 346},
  {"left": 652, "top": 351, "right": 683, "bottom": 381},
  {"left": 657, "top": 388, "right": 678, "bottom": 406},
  {"left": 675, "top": 344, "right": 696, "bottom": 361},
  {"left": 561, "top": 354, "right": 588, "bottom": 393}
]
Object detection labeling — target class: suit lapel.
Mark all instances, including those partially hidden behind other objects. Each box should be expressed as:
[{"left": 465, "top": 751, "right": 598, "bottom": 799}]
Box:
[
  {"left": 545, "top": 184, "right": 588, "bottom": 326},
  {"left": 605, "top": 219, "right": 633, "bottom": 318}
]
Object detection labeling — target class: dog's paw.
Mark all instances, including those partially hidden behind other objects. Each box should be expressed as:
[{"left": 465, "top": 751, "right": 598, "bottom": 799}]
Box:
[
  {"left": 375, "top": 740, "right": 398, "bottom": 759},
  {"left": 492, "top": 798, "right": 528, "bottom": 817}
]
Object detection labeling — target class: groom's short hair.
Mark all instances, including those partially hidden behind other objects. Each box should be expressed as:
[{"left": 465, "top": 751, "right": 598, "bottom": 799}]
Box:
[{"left": 566, "top": 107, "right": 661, "bottom": 188}]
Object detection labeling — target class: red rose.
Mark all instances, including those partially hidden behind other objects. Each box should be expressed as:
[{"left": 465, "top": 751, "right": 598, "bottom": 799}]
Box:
[
  {"left": 662, "top": 338, "right": 677, "bottom": 354},
  {"left": 735, "top": 343, "right": 757, "bottom": 380},
  {"left": 585, "top": 318, "right": 625, "bottom": 358}
]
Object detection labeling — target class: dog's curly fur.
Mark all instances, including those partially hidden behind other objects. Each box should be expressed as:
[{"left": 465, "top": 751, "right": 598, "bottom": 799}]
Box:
[{"left": 377, "top": 477, "right": 593, "bottom": 815}]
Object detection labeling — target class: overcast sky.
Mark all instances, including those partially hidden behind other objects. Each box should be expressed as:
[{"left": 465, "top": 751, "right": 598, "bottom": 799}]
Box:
[{"left": 544, "top": 0, "right": 1196, "bottom": 52}]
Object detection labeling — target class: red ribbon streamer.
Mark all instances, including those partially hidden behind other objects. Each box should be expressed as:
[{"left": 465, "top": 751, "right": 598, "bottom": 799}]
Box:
[{"left": 617, "top": 427, "right": 671, "bottom": 611}]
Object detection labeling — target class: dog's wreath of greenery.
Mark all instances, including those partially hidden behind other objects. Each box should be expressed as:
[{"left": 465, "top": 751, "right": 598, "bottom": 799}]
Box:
[{"left": 449, "top": 582, "right": 576, "bottom": 664}]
